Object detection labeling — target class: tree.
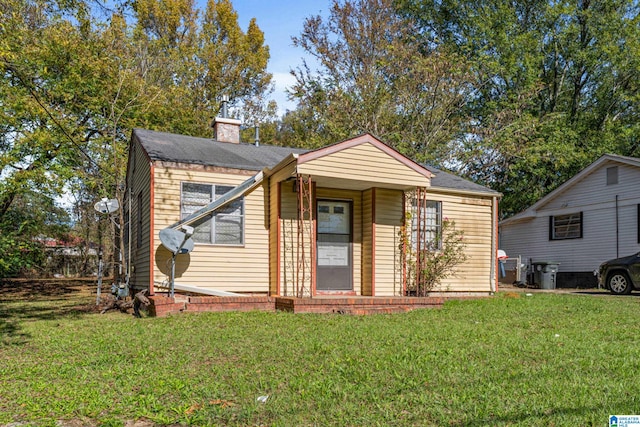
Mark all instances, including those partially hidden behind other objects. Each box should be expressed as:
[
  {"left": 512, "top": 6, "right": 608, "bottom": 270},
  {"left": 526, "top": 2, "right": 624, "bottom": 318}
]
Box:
[
  {"left": 0, "top": 0, "right": 97, "bottom": 221},
  {"left": 200, "top": 0, "right": 273, "bottom": 117},
  {"left": 400, "top": 0, "right": 640, "bottom": 216},
  {"left": 0, "top": 0, "right": 275, "bottom": 278},
  {"left": 286, "top": 0, "right": 474, "bottom": 164},
  {"left": 0, "top": 192, "right": 71, "bottom": 278}
]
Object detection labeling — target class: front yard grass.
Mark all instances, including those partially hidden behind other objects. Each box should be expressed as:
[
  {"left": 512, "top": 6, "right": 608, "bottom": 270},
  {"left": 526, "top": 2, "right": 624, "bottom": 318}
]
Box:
[{"left": 1, "top": 281, "right": 639, "bottom": 426}]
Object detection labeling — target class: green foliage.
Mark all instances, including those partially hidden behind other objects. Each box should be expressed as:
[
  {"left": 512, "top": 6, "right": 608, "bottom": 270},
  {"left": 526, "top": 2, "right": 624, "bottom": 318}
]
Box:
[
  {"left": 1, "top": 282, "right": 640, "bottom": 426},
  {"left": 1, "top": 0, "right": 275, "bottom": 276},
  {"left": 0, "top": 193, "right": 71, "bottom": 278},
  {"left": 400, "top": 0, "right": 640, "bottom": 216},
  {"left": 403, "top": 217, "right": 468, "bottom": 296},
  {"left": 285, "top": 0, "right": 638, "bottom": 218},
  {"left": 0, "top": 234, "right": 44, "bottom": 279},
  {"left": 416, "top": 219, "right": 468, "bottom": 294},
  {"left": 286, "top": 0, "right": 473, "bottom": 161}
]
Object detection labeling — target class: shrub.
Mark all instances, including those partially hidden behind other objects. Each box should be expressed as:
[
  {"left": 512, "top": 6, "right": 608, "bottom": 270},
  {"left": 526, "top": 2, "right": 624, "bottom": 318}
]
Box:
[{"left": 403, "top": 218, "right": 468, "bottom": 296}]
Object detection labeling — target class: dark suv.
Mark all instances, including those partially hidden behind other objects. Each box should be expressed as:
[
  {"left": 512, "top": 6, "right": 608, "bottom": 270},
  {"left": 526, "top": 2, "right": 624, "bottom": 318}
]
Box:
[{"left": 597, "top": 252, "right": 640, "bottom": 295}]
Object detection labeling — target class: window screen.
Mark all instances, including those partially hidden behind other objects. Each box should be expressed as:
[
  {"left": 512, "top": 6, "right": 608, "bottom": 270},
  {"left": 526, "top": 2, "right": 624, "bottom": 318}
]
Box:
[
  {"left": 412, "top": 200, "right": 442, "bottom": 250},
  {"left": 181, "top": 183, "right": 244, "bottom": 245},
  {"left": 550, "top": 212, "right": 582, "bottom": 240}
]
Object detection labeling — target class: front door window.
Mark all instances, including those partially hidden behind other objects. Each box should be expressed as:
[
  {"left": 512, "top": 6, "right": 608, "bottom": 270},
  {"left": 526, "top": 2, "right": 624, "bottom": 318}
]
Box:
[{"left": 316, "top": 200, "right": 352, "bottom": 291}]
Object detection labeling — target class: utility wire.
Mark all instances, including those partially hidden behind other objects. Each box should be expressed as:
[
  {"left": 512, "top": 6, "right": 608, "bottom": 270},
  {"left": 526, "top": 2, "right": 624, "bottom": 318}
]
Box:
[{"left": 2, "top": 58, "right": 114, "bottom": 186}]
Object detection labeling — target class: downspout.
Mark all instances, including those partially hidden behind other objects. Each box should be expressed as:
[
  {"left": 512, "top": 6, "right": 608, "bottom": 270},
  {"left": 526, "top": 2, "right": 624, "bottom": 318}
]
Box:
[
  {"left": 491, "top": 196, "right": 498, "bottom": 293},
  {"left": 616, "top": 195, "right": 619, "bottom": 258}
]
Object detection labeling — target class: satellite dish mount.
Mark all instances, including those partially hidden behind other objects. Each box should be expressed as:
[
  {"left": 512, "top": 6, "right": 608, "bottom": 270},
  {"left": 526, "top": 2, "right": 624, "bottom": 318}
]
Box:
[
  {"left": 159, "top": 225, "right": 195, "bottom": 297},
  {"left": 93, "top": 197, "right": 122, "bottom": 305}
]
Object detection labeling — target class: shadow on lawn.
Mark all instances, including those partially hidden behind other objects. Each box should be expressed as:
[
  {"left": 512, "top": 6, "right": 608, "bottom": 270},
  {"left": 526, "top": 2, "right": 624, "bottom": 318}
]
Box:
[{"left": 0, "top": 279, "right": 100, "bottom": 346}]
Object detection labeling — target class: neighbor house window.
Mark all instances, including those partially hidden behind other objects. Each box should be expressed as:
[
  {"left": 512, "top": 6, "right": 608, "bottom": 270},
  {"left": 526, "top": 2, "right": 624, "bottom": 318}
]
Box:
[
  {"left": 412, "top": 200, "right": 442, "bottom": 250},
  {"left": 549, "top": 212, "right": 582, "bottom": 240},
  {"left": 606, "top": 166, "right": 618, "bottom": 185},
  {"left": 181, "top": 182, "right": 244, "bottom": 245}
]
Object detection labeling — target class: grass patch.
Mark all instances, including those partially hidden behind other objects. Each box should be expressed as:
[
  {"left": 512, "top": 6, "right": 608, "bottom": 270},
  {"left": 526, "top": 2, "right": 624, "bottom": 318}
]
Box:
[{"left": 1, "top": 281, "right": 639, "bottom": 426}]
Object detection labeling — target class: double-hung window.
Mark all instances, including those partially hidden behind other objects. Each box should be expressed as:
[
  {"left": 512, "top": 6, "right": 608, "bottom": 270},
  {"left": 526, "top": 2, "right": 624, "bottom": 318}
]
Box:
[
  {"left": 181, "top": 182, "right": 244, "bottom": 245},
  {"left": 411, "top": 200, "right": 442, "bottom": 251},
  {"left": 549, "top": 212, "right": 582, "bottom": 240}
]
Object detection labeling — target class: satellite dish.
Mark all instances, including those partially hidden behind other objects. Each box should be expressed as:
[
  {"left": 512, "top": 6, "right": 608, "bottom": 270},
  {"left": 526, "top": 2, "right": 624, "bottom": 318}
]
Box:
[
  {"left": 94, "top": 198, "right": 119, "bottom": 214},
  {"left": 160, "top": 226, "right": 195, "bottom": 298},
  {"left": 159, "top": 228, "right": 195, "bottom": 255}
]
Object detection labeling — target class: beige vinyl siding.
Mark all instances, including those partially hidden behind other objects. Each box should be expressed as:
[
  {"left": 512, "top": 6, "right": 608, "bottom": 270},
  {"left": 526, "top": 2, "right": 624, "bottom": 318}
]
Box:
[
  {"left": 128, "top": 140, "right": 153, "bottom": 291},
  {"left": 316, "top": 188, "right": 363, "bottom": 295},
  {"left": 361, "top": 189, "right": 373, "bottom": 296},
  {"left": 373, "top": 189, "right": 404, "bottom": 296},
  {"left": 426, "top": 192, "right": 494, "bottom": 292},
  {"left": 152, "top": 167, "right": 270, "bottom": 293},
  {"left": 297, "top": 143, "right": 429, "bottom": 188}
]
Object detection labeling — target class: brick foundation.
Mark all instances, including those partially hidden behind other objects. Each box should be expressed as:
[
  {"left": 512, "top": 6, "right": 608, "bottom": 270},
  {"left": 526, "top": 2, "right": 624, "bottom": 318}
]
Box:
[
  {"left": 148, "top": 295, "right": 450, "bottom": 317},
  {"left": 275, "top": 296, "right": 445, "bottom": 314},
  {"left": 149, "top": 295, "right": 274, "bottom": 317}
]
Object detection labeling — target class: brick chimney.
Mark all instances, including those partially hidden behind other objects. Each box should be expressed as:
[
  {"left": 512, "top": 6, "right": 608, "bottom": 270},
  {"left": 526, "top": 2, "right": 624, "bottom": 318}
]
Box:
[
  {"left": 213, "top": 116, "right": 241, "bottom": 144},
  {"left": 213, "top": 95, "right": 241, "bottom": 144}
]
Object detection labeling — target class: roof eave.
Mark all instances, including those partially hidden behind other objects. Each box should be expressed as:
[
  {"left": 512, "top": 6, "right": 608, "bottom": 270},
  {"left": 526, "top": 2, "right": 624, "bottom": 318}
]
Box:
[
  {"left": 263, "top": 153, "right": 299, "bottom": 179},
  {"left": 426, "top": 186, "right": 502, "bottom": 198}
]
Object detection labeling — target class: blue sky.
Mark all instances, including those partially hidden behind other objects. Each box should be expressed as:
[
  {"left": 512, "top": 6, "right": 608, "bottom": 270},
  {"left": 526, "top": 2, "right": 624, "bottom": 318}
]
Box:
[{"left": 216, "top": 0, "right": 333, "bottom": 114}]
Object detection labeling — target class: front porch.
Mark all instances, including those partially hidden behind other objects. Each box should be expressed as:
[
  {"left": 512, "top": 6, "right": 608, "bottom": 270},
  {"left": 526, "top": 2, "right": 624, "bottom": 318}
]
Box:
[
  {"left": 274, "top": 295, "right": 445, "bottom": 314},
  {"left": 148, "top": 294, "right": 446, "bottom": 317}
]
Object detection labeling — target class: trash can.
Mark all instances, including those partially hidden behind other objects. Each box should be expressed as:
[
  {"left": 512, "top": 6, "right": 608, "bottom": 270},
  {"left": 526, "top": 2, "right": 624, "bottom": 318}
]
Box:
[{"left": 532, "top": 262, "right": 560, "bottom": 289}]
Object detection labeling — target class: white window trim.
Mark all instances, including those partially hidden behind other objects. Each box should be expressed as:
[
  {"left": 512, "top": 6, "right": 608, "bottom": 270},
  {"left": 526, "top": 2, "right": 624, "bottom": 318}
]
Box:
[
  {"left": 180, "top": 182, "right": 245, "bottom": 246},
  {"left": 412, "top": 199, "right": 442, "bottom": 251}
]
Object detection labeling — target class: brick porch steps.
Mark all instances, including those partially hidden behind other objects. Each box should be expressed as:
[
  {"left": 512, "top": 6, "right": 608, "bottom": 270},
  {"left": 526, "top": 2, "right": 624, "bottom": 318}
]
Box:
[
  {"left": 275, "top": 296, "right": 445, "bottom": 314},
  {"left": 149, "top": 295, "right": 444, "bottom": 316}
]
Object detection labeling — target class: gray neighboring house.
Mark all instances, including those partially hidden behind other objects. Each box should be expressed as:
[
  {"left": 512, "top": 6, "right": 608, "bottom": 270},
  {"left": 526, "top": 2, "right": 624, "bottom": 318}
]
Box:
[{"left": 499, "top": 154, "right": 640, "bottom": 288}]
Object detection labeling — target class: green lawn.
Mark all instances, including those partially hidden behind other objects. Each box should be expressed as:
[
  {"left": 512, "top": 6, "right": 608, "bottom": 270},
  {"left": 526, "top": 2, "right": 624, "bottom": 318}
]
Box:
[{"left": 1, "top": 282, "right": 639, "bottom": 426}]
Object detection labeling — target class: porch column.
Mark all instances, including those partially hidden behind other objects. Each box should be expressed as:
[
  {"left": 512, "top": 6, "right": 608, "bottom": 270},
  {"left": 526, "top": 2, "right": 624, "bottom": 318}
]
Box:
[
  {"left": 401, "top": 187, "right": 429, "bottom": 296},
  {"left": 295, "top": 175, "right": 315, "bottom": 298}
]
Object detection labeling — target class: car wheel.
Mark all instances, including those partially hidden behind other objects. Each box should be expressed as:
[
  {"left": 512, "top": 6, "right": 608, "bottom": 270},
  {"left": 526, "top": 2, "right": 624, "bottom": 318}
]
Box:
[{"left": 608, "top": 272, "right": 633, "bottom": 295}]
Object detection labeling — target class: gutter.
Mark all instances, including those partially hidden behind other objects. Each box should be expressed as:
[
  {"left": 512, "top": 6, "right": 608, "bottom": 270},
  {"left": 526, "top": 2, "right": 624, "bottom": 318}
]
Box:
[{"left": 425, "top": 186, "right": 502, "bottom": 199}]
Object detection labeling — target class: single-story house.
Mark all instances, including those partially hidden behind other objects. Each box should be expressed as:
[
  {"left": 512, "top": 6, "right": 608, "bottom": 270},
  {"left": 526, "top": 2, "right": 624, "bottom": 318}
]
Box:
[
  {"left": 123, "top": 115, "right": 501, "bottom": 312},
  {"left": 499, "top": 154, "right": 640, "bottom": 288}
]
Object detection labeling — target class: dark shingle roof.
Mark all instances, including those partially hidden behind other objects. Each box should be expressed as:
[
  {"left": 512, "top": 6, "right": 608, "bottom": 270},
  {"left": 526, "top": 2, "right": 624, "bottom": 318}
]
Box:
[
  {"left": 133, "top": 128, "right": 498, "bottom": 195},
  {"left": 423, "top": 164, "right": 500, "bottom": 195},
  {"left": 133, "top": 128, "right": 306, "bottom": 171}
]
